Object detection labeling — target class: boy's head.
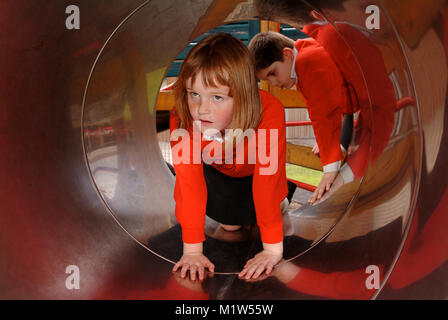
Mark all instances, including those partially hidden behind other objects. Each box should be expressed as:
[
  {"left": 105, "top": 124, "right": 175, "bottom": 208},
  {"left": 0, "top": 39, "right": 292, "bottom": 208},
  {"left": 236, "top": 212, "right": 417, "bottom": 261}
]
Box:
[{"left": 248, "top": 31, "right": 296, "bottom": 90}]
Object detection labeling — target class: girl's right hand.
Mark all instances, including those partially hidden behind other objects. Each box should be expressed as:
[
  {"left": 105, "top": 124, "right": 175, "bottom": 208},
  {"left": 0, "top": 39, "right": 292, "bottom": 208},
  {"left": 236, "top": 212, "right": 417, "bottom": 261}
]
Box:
[
  {"left": 172, "top": 253, "right": 215, "bottom": 281},
  {"left": 172, "top": 243, "right": 214, "bottom": 281}
]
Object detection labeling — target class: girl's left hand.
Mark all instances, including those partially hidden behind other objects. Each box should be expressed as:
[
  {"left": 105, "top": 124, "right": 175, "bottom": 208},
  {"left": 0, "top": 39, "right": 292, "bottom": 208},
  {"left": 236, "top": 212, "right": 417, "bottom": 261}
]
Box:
[{"left": 238, "top": 245, "right": 283, "bottom": 280}]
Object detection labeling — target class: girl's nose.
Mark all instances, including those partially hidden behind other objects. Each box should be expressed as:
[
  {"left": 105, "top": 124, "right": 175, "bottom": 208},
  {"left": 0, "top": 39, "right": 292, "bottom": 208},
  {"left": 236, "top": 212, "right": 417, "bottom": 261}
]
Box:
[{"left": 197, "top": 98, "right": 210, "bottom": 115}]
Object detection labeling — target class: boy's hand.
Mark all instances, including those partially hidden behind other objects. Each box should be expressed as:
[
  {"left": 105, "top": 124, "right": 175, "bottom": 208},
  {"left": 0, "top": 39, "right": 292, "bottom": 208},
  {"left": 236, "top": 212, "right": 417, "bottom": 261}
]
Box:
[
  {"left": 309, "top": 171, "right": 338, "bottom": 204},
  {"left": 312, "top": 143, "right": 320, "bottom": 155},
  {"left": 172, "top": 242, "right": 215, "bottom": 281},
  {"left": 238, "top": 242, "right": 283, "bottom": 280}
]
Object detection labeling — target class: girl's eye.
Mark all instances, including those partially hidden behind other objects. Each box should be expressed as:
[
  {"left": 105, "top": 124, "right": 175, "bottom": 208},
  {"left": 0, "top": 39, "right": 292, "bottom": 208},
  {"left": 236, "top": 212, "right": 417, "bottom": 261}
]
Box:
[
  {"left": 213, "top": 95, "right": 223, "bottom": 102},
  {"left": 189, "top": 92, "right": 199, "bottom": 98}
]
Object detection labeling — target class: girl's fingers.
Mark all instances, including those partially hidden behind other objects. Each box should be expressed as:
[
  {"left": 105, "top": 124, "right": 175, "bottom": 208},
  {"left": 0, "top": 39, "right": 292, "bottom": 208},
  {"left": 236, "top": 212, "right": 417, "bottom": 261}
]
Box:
[
  {"left": 198, "top": 266, "right": 205, "bottom": 281},
  {"left": 240, "top": 254, "right": 280, "bottom": 279},
  {"left": 172, "top": 262, "right": 181, "bottom": 272},
  {"left": 206, "top": 261, "right": 215, "bottom": 273},
  {"left": 244, "top": 262, "right": 261, "bottom": 279},
  {"left": 181, "top": 263, "right": 190, "bottom": 278},
  {"left": 244, "top": 256, "right": 260, "bottom": 270},
  {"left": 265, "top": 264, "right": 273, "bottom": 275},
  {"left": 243, "top": 266, "right": 256, "bottom": 279},
  {"left": 239, "top": 264, "right": 251, "bottom": 278},
  {"left": 190, "top": 265, "right": 197, "bottom": 280},
  {"left": 243, "top": 258, "right": 255, "bottom": 269},
  {"left": 173, "top": 257, "right": 216, "bottom": 281},
  {"left": 252, "top": 264, "right": 267, "bottom": 279}
]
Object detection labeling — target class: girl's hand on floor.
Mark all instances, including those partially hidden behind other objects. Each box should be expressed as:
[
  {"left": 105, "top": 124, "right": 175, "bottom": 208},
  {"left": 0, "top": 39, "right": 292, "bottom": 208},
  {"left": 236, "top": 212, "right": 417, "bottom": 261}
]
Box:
[
  {"left": 173, "top": 253, "right": 215, "bottom": 281},
  {"left": 238, "top": 242, "right": 283, "bottom": 280},
  {"left": 173, "top": 242, "right": 214, "bottom": 281}
]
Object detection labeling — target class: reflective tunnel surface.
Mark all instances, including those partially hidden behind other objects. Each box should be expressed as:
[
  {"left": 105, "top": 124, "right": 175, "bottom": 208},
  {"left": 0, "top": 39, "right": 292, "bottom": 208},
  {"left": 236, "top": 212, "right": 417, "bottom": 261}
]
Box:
[{"left": 1, "top": 0, "right": 447, "bottom": 299}]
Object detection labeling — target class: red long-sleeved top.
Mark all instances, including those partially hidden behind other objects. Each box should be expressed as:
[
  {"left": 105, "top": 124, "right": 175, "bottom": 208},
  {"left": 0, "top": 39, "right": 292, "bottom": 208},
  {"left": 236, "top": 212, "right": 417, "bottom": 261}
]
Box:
[
  {"left": 303, "top": 23, "right": 396, "bottom": 178},
  {"left": 170, "top": 90, "right": 287, "bottom": 244},
  {"left": 294, "top": 38, "right": 355, "bottom": 167}
]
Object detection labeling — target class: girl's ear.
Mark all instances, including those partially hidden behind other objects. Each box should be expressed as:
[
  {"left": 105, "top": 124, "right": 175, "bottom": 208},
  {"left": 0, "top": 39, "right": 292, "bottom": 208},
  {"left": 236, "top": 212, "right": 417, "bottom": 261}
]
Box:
[
  {"left": 282, "top": 48, "right": 295, "bottom": 62},
  {"left": 310, "top": 10, "right": 325, "bottom": 21}
]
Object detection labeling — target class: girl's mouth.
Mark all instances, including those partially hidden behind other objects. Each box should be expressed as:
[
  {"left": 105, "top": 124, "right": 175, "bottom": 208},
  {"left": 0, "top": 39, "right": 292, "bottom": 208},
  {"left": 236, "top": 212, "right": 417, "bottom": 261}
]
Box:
[{"left": 200, "top": 119, "right": 213, "bottom": 125}]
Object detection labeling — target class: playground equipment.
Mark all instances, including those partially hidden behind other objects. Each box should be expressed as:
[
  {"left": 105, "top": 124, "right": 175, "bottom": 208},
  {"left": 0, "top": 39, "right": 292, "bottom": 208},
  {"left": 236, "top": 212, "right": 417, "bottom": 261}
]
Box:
[{"left": 1, "top": 0, "right": 447, "bottom": 299}]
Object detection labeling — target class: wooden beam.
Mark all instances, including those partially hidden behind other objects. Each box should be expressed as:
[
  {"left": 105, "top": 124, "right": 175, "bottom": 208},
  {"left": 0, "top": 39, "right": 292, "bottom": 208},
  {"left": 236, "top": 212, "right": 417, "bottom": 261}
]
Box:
[
  {"left": 270, "top": 87, "right": 307, "bottom": 108},
  {"left": 286, "top": 143, "right": 323, "bottom": 171}
]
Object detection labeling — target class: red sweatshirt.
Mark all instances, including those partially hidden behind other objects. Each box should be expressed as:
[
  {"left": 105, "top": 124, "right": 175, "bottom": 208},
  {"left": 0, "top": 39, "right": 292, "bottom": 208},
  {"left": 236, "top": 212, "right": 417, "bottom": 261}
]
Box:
[
  {"left": 170, "top": 90, "right": 288, "bottom": 244},
  {"left": 293, "top": 38, "right": 355, "bottom": 168},
  {"left": 303, "top": 23, "right": 396, "bottom": 178}
]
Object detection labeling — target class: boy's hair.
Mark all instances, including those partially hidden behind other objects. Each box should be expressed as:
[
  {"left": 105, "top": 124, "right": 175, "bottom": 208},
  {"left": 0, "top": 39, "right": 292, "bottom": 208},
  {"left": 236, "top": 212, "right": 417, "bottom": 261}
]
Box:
[
  {"left": 174, "top": 33, "right": 261, "bottom": 132},
  {"left": 248, "top": 31, "right": 295, "bottom": 72},
  {"left": 254, "top": 0, "right": 346, "bottom": 26}
]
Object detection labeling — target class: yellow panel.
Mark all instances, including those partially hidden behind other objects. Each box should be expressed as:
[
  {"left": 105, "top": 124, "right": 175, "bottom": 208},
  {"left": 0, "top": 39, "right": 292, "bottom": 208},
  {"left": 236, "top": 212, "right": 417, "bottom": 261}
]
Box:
[
  {"left": 146, "top": 67, "right": 167, "bottom": 115},
  {"left": 155, "top": 91, "right": 175, "bottom": 111}
]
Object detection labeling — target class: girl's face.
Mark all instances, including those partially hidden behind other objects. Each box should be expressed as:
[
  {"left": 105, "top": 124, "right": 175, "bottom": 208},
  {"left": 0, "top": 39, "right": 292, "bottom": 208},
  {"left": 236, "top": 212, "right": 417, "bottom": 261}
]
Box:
[{"left": 186, "top": 73, "right": 234, "bottom": 134}]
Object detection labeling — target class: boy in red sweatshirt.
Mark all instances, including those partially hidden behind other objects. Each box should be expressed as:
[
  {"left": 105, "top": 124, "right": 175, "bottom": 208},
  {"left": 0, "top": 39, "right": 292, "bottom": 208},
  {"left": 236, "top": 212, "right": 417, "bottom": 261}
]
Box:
[
  {"left": 249, "top": 31, "right": 358, "bottom": 204},
  {"left": 250, "top": 0, "right": 397, "bottom": 204}
]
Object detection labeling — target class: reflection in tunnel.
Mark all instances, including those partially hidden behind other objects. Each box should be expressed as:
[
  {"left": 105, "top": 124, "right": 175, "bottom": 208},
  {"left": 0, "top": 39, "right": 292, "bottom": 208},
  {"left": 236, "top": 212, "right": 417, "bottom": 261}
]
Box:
[
  {"left": 82, "top": 0, "right": 412, "bottom": 276},
  {"left": 1, "top": 0, "right": 447, "bottom": 300},
  {"left": 75, "top": 0, "right": 444, "bottom": 300}
]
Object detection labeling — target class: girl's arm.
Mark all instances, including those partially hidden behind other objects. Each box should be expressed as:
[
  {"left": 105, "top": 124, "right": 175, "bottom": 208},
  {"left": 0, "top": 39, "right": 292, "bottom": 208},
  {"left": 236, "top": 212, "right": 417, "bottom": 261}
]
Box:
[
  {"left": 170, "top": 112, "right": 214, "bottom": 280},
  {"left": 239, "top": 90, "right": 288, "bottom": 280},
  {"left": 171, "top": 158, "right": 215, "bottom": 280}
]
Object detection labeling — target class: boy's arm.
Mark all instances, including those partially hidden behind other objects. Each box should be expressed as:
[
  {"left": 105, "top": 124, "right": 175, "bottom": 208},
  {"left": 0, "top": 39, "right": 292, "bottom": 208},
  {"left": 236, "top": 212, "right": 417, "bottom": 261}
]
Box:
[
  {"left": 305, "top": 77, "right": 344, "bottom": 204},
  {"left": 296, "top": 47, "right": 347, "bottom": 203},
  {"left": 306, "top": 87, "right": 345, "bottom": 170},
  {"left": 297, "top": 45, "right": 347, "bottom": 169}
]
